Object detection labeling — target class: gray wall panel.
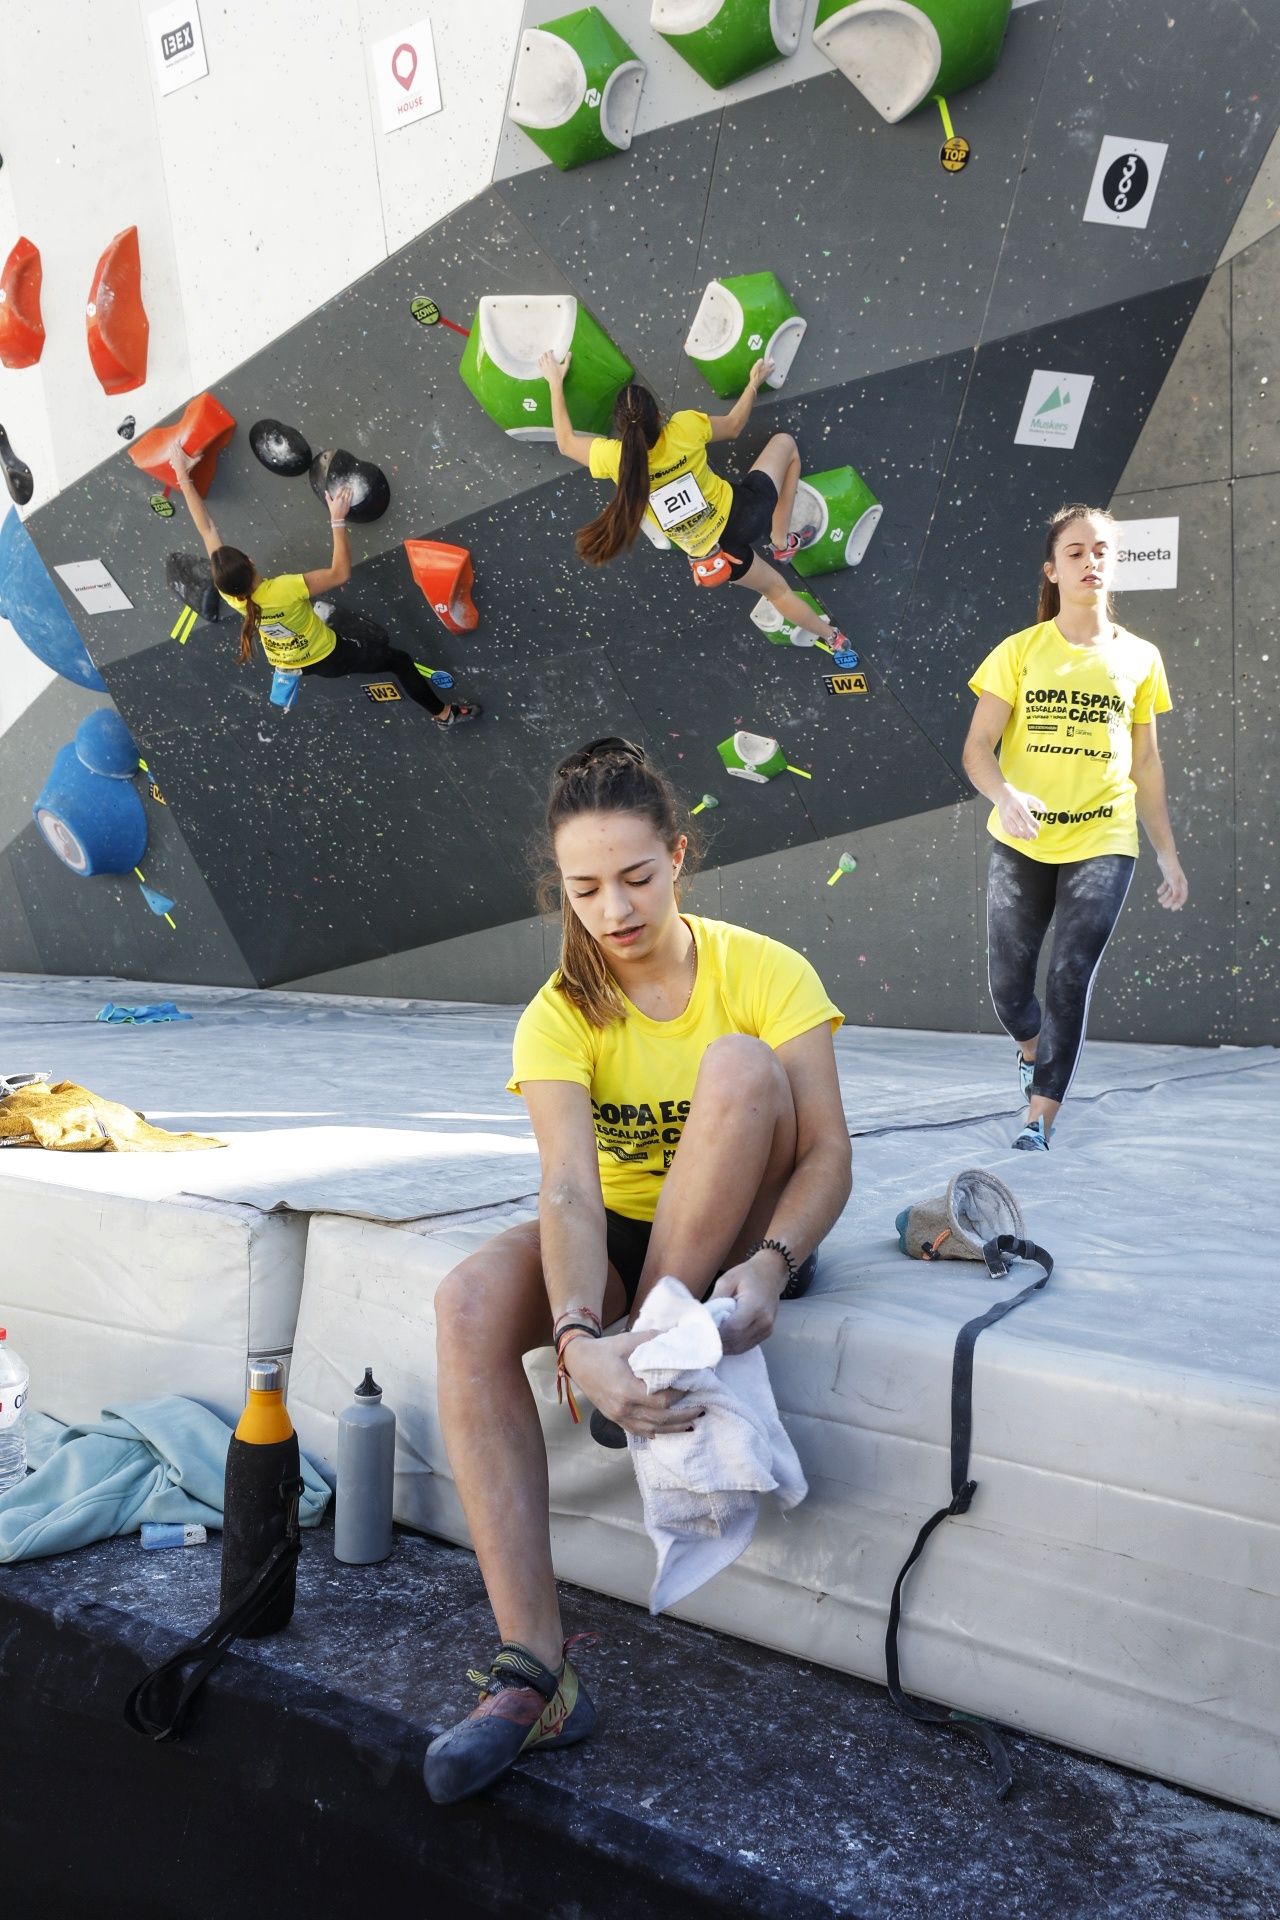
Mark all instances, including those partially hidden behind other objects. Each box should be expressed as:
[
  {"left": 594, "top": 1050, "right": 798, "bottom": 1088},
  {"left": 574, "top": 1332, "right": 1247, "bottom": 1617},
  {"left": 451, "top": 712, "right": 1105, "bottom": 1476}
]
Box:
[{"left": 1232, "top": 472, "right": 1280, "bottom": 1043}]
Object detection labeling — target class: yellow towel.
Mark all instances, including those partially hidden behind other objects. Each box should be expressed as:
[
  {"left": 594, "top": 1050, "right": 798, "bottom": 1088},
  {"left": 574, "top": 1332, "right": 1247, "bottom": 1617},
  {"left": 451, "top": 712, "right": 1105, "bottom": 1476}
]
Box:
[{"left": 0, "top": 1081, "right": 224, "bottom": 1153}]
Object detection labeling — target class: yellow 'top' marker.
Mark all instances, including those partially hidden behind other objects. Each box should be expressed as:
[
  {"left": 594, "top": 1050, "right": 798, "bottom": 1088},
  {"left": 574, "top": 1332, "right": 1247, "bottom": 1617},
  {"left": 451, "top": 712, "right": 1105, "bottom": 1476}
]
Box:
[
  {"left": 935, "top": 95, "right": 970, "bottom": 172},
  {"left": 690, "top": 794, "right": 719, "bottom": 814},
  {"left": 827, "top": 853, "right": 858, "bottom": 886}
]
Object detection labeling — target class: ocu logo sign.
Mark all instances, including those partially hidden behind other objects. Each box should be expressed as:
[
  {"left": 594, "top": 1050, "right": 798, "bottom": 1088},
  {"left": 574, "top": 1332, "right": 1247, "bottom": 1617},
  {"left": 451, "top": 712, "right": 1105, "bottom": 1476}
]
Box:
[{"left": 1102, "top": 152, "right": 1149, "bottom": 215}]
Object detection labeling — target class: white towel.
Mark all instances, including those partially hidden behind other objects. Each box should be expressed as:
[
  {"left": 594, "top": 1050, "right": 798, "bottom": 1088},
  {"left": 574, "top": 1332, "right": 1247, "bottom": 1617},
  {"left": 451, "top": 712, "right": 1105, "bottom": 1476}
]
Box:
[{"left": 626, "top": 1275, "right": 807, "bottom": 1614}]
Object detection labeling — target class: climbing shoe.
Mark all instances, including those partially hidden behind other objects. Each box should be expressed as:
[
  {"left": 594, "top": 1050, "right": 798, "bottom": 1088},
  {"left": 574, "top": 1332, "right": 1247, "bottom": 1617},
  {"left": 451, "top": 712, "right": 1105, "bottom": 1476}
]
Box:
[
  {"left": 435, "top": 702, "right": 481, "bottom": 729},
  {"left": 423, "top": 1641, "right": 595, "bottom": 1805},
  {"left": 1017, "top": 1050, "right": 1036, "bottom": 1101},
  {"left": 768, "top": 523, "right": 819, "bottom": 564},
  {"left": 1012, "top": 1116, "right": 1049, "bottom": 1152}
]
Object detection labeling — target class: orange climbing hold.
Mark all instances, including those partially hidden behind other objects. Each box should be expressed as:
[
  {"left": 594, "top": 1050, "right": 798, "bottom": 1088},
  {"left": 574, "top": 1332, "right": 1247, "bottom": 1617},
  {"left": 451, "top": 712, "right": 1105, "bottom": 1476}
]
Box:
[
  {"left": 0, "top": 237, "right": 45, "bottom": 370},
  {"left": 403, "top": 539, "right": 479, "bottom": 633},
  {"left": 128, "top": 392, "right": 237, "bottom": 496},
  {"left": 86, "top": 226, "right": 150, "bottom": 395}
]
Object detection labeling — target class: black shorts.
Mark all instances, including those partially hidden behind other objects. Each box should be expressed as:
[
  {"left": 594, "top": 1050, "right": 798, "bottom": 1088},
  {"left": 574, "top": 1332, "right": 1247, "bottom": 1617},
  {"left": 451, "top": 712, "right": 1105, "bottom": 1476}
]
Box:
[
  {"left": 604, "top": 1206, "right": 818, "bottom": 1315},
  {"left": 718, "top": 470, "right": 779, "bottom": 581}
]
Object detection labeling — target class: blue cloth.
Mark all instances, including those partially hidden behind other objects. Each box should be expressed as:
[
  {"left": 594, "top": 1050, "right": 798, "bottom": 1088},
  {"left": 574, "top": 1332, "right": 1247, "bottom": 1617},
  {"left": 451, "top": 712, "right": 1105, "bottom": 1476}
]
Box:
[
  {"left": 0, "top": 1397, "right": 331, "bottom": 1564},
  {"left": 96, "top": 1002, "right": 192, "bottom": 1024}
]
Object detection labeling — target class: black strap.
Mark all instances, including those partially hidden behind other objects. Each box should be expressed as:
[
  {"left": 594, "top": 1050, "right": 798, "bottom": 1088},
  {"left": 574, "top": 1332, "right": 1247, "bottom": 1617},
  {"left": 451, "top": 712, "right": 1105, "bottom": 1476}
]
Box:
[
  {"left": 884, "top": 1234, "right": 1054, "bottom": 1799},
  {"left": 124, "top": 1476, "right": 304, "bottom": 1742}
]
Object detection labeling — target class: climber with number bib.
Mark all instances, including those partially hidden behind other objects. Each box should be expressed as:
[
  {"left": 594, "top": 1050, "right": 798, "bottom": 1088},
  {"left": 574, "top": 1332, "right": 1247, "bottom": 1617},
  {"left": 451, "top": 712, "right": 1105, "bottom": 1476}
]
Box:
[
  {"left": 538, "top": 350, "right": 852, "bottom": 647},
  {"left": 168, "top": 442, "right": 480, "bottom": 729}
]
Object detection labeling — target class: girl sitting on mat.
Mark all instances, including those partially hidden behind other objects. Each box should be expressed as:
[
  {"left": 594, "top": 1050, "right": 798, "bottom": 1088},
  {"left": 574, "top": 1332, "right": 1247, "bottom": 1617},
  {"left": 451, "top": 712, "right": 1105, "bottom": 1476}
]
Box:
[
  {"left": 423, "top": 736, "right": 851, "bottom": 1806},
  {"left": 538, "top": 349, "right": 852, "bottom": 648},
  {"left": 169, "top": 443, "right": 479, "bottom": 728},
  {"left": 963, "top": 502, "right": 1188, "bottom": 1152}
]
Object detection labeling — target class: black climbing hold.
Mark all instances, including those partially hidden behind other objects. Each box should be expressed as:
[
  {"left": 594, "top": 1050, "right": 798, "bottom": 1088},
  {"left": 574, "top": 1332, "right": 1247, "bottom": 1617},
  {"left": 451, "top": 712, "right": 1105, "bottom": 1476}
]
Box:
[
  {"left": 309, "top": 447, "right": 390, "bottom": 523},
  {"left": 0, "top": 422, "right": 34, "bottom": 507},
  {"left": 250, "top": 418, "right": 313, "bottom": 478},
  {"left": 117, "top": 415, "right": 136, "bottom": 441},
  {"left": 165, "top": 552, "right": 221, "bottom": 623}
]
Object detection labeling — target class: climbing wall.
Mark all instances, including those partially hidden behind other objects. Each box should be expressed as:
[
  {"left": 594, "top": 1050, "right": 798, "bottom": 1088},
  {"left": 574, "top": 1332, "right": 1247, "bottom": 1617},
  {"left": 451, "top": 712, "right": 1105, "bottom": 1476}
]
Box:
[{"left": 1, "top": 0, "right": 1277, "bottom": 1043}]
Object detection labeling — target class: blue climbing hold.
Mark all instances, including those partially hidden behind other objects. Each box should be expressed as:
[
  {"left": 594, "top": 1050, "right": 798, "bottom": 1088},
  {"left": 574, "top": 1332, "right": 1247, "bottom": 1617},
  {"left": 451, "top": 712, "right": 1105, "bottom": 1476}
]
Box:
[
  {"left": 0, "top": 508, "right": 107, "bottom": 692},
  {"left": 138, "top": 882, "right": 176, "bottom": 917},
  {"left": 75, "top": 708, "right": 139, "bottom": 778}
]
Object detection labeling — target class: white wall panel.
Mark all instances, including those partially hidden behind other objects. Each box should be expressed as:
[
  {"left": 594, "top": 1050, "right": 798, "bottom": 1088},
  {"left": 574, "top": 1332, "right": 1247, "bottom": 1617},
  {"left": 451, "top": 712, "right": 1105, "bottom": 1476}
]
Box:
[
  {"left": 0, "top": 162, "right": 64, "bottom": 510},
  {"left": 0, "top": 623, "right": 57, "bottom": 742},
  {"left": 0, "top": 3, "right": 194, "bottom": 490},
  {"left": 359, "top": 0, "right": 524, "bottom": 255}
]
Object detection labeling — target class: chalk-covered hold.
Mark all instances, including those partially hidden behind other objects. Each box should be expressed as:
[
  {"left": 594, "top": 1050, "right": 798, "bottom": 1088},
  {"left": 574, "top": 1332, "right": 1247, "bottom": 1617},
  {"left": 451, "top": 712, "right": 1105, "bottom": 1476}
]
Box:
[
  {"left": 74, "top": 709, "right": 140, "bottom": 779},
  {"left": 652, "top": 0, "right": 804, "bottom": 90},
  {"left": 813, "top": 0, "right": 1011, "bottom": 124},
  {"left": 459, "top": 294, "right": 633, "bottom": 442},
  {"left": 250, "top": 418, "right": 313, "bottom": 478},
  {"left": 510, "top": 7, "right": 646, "bottom": 170},
  {"left": 787, "top": 466, "right": 881, "bottom": 575},
  {"left": 684, "top": 271, "right": 806, "bottom": 398},
  {"left": 308, "top": 449, "right": 391, "bottom": 524}
]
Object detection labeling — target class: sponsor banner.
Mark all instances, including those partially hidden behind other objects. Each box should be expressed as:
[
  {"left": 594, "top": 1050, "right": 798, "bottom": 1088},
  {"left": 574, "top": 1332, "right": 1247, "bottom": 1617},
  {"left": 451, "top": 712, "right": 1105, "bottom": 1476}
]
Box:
[
  {"left": 1112, "top": 517, "right": 1179, "bottom": 591},
  {"left": 148, "top": 0, "right": 209, "bottom": 96},
  {"left": 1083, "top": 137, "right": 1168, "bottom": 231},
  {"left": 54, "top": 560, "right": 133, "bottom": 615},
  {"left": 371, "top": 19, "right": 442, "bottom": 135},
  {"left": 1014, "top": 369, "right": 1095, "bottom": 450}
]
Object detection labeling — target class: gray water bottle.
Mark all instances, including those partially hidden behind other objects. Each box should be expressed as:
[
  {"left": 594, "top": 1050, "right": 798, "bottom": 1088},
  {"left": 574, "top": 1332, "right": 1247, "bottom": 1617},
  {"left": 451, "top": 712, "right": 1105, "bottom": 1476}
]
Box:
[{"left": 334, "top": 1367, "right": 396, "bottom": 1565}]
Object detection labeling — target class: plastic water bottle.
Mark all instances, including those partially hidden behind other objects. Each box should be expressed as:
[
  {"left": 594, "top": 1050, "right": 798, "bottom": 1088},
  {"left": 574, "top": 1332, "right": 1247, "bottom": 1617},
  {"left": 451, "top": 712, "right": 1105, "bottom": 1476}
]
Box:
[
  {"left": 0, "top": 1327, "right": 30, "bottom": 1492},
  {"left": 335, "top": 1367, "right": 396, "bottom": 1565}
]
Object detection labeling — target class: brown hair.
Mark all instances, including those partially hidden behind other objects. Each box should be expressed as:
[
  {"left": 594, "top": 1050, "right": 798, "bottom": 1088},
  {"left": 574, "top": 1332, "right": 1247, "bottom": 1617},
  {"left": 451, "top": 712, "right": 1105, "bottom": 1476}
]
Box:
[
  {"left": 1038, "top": 504, "right": 1118, "bottom": 623},
  {"left": 210, "top": 546, "right": 260, "bottom": 664},
  {"left": 575, "top": 385, "right": 662, "bottom": 567},
  {"left": 536, "top": 737, "right": 700, "bottom": 1027}
]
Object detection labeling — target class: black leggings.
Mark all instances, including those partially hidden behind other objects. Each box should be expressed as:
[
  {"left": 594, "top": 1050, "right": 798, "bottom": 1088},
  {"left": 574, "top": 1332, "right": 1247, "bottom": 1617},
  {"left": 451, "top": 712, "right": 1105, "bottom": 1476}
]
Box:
[
  {"left": 302, "top": 605, "right": 446, "bottom": 715},
  {"left": 986, "top": 841, "right": 1135, "bottom": 1104}
]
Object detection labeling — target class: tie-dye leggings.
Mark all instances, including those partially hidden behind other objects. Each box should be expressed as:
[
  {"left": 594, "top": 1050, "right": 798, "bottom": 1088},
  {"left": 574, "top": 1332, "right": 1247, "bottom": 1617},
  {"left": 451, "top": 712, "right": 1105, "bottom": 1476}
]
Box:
[{"left": 986, "top": 840, "right": 1135, "bottom": 1104}]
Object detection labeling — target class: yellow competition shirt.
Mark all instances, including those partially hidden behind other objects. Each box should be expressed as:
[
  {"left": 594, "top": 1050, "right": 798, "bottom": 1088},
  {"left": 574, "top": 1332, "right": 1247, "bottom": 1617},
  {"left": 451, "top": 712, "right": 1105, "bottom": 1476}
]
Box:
[
  {"left": 508, "top": 915, "right": 843, "bottom": 1221},
  {"left": 219, "top": 573, "right": 337, "bottom": 670},
  {"left": 969, "top": 620, "right": 1172, "bottom": 862},
  {"left": 589, "top": 411, "right": 733, "bottom": 558}
]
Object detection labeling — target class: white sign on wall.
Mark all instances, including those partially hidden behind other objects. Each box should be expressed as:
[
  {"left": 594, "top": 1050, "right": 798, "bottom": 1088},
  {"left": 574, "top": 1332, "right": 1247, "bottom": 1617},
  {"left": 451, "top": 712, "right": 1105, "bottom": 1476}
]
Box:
[
  {"left": 371, "top": 20, "right": 442, "bottom": 135},
  {"left": 1112, "top": 517, "right": 1179, "bottom": 592},
  {"left": 54, "top": 560, "right": 133, "bottom": 615},
  {"left": 1014, "top": 370, "right": 1095, "bottom": 450},
  {"left": 148, "top": 0, "right": 209, "bottom": 97},
  {"left": 1084, "top": 137, "right": 1169, "bottom": 230}
]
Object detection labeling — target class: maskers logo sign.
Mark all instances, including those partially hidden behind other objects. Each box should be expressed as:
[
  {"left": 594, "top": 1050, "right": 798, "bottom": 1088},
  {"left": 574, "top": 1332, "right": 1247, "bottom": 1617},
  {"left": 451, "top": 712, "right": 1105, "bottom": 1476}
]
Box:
[
  {"left": 1083, "top": 136, "right": 1168, "bottom": 231},
  {"left": 1014, "top": 370, "right": 1095, "bottom": 450}
]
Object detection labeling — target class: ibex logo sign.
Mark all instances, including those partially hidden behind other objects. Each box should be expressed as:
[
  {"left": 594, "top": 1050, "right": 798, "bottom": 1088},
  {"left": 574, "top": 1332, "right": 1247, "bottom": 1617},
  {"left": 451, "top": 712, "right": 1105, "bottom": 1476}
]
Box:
[
  {"left": 1084, "top": 137, "right": 1168, "bottom": 231},
  {"left": 148, "top": 0, "right": 208, "bottom": 96}
]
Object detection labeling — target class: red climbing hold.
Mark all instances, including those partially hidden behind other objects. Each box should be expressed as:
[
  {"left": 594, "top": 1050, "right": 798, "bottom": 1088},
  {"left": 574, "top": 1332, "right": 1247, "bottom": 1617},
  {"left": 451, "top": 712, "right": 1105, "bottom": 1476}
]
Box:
[
  {"left": 0, "top": 237, "right": 45, "bottom": 370},
  {"left": 86, "top": 226, "right": 150, "bottom": 395},
  {"left": 128, "top": 392, "right": 237, "bottom": 496},
  {"left": 403, "top": 539, "right": 479, "bottom": 633}
]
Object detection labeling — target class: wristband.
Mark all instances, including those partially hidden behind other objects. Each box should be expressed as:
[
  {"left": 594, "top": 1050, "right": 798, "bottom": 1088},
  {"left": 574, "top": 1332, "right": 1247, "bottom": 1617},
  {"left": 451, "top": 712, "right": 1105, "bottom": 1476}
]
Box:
[
  {"left": 554, "top": 1325, "right": 598, "bottom": 1423},
  {"left": 330, "top": 521, "right": 347, "bottom": 529},
  {"left": 746, "top": 1237, "right": 799, "bottom": 1292}
]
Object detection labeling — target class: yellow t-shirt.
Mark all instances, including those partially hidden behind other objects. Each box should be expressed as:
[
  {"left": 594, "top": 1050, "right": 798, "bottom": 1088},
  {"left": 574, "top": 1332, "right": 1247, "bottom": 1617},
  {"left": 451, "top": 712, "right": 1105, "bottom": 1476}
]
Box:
[
  {"left": 588, "top": 410, "right": 733, "bottom": 558},
  {"left": 508, "top": 915, "right": 844, "bottom": 1221},
  {"left": 969, "top": 620, "right": 1172, "bottom": 862},
  {"left": 219, "top": 573, "right": 337, "bottom": 669}
]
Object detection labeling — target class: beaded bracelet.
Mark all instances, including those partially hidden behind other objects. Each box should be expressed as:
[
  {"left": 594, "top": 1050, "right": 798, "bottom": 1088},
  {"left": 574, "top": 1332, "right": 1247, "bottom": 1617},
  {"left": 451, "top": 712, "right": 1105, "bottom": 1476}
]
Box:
[{"left": 746, "top": 1237, "right": 799, "bottom": 1292}]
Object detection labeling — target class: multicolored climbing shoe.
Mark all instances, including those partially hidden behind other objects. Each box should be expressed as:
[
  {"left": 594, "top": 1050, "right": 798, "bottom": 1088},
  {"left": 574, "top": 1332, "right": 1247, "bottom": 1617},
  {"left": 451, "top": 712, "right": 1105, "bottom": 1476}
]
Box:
[
  {"left": 1012, "top": 1116, "right": 1049, "bottom": 1153},
  {"left": 434, "top": 702, "right": 482, "bottom": 729},
  {"left": 1017, "top": 1050, "right": 1036, "bottom": 1101},
  {"left": 768, "top": 523, "right": 819, "bottom": 564},
  {"left": 423, "top": 1641, "right": 596, "bottom": 1806}
]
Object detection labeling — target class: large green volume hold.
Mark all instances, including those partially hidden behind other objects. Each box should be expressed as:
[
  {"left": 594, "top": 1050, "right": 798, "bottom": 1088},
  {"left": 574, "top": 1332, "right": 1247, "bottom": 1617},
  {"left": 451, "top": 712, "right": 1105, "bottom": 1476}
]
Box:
[
  {"left": 652, "top": 0, "right": 804, "bottom": 90},
  {"left": 459, "top": 295, "right": 634, "bottom": 441},
  {"left": 510, "top": 7, "right": 646, "bottom": 170},
  {"left": 813, "top": 0, "right": 1012, "bottom": 124}
]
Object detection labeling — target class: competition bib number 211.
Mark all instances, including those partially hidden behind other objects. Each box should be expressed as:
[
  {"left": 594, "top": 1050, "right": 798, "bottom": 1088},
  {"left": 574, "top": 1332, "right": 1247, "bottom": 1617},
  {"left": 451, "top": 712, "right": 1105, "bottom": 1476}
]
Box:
[{"left": 650, "top": 472, "right": 709, "bottom": 532}]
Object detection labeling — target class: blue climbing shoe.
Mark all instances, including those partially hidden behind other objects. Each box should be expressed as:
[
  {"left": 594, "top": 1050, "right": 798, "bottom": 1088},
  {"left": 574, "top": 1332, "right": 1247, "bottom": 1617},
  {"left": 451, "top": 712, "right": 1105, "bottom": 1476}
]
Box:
[
  {"left": 423, "top": 1642, "right": 596, "bottom": 1806},
  {"left": 1017, "top": 1051, "right": 1035, "bottom": 1101},
  {"left": 1012, "top": 1116, "right": 1049, "bottom": 1153}
]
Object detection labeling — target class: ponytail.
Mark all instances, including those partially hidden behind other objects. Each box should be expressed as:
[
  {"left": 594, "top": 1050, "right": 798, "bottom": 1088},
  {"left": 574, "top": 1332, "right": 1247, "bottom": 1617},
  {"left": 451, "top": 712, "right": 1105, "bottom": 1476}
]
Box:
[
  {"left": 209, "top": 546, "right": 261, "bottom": 666},
  {"left": 1038, "top": 504, "right": 1118, "bottom": 623},
  {"left": 575, "top": 385, "right": 661, "bottom": 568}
]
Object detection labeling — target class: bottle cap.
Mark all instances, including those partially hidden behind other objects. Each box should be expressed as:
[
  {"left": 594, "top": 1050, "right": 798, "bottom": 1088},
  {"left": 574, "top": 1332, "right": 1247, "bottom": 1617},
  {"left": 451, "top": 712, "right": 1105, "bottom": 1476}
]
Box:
[
  {"left": 354, "top": 1365, "right": 382, "bottom": 1399},
  {"left": 248, "top": 1359, "right": 284, "bottom": 1393}
]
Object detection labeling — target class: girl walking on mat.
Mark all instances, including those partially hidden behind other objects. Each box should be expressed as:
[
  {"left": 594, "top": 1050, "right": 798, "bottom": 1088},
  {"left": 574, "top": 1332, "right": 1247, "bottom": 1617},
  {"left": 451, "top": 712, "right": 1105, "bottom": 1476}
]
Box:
[
  {"left": 539, "top": 349, "right": 852, "bottom": 647},
  {"left": 423, "top": 737, "right": 851, "bottom": 1805},
  {"left": 963, "top": 503, "right": 1188, "bottom": 1152},
  {"left": 169, "top": 444, "right": 480, "bottom": 728}
]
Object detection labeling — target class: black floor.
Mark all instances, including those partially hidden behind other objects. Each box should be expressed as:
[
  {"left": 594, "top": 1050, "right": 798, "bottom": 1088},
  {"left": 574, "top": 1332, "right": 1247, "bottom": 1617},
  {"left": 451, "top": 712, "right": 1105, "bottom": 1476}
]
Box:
[{"left": 1, "top": 1516, "right": 1275, "bottom": 1919}]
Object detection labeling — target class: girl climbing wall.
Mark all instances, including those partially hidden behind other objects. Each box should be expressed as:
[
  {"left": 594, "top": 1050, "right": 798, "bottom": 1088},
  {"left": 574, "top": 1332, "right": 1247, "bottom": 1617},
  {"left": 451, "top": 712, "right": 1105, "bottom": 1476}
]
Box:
[
  {"left": 539, "top": 350, "right": 852, "bottom": 645},
  {"left": 169, "top": 443, "right": 480, "bottom": 729},
  {"left": 963, "top": 504, "right": 1188, "bottom": 1151}
]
